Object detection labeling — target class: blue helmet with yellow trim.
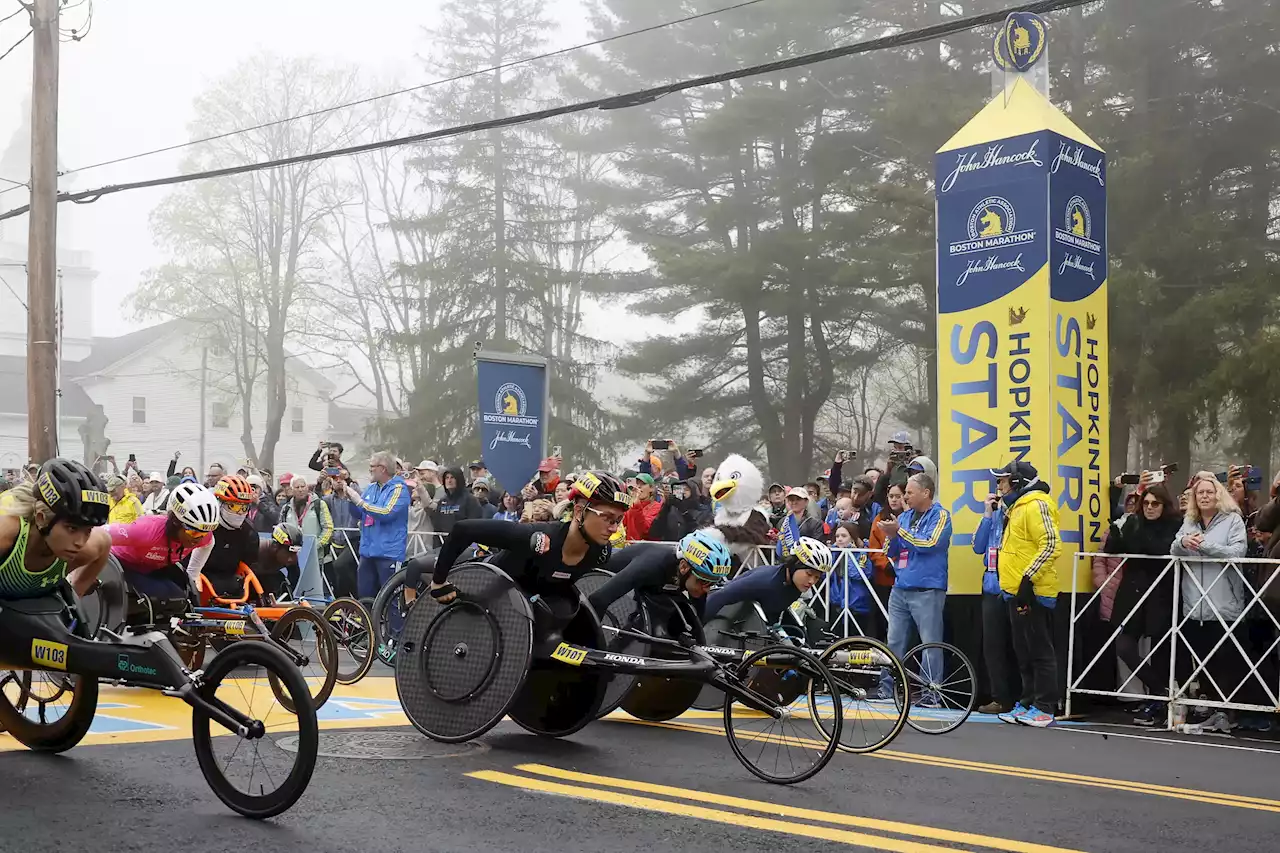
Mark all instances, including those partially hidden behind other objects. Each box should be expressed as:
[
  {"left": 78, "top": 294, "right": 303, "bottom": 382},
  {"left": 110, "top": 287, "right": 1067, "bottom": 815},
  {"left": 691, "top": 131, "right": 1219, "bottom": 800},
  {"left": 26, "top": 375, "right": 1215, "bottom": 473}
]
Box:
[{"left": 677, "top": 529, "right": 733, "bottom": 584}]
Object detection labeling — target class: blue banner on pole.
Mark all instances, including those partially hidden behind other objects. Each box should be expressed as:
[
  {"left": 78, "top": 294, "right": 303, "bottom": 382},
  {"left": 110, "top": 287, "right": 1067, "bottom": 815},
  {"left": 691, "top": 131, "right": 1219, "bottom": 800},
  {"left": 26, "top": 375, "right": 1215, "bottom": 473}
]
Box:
[{"left": 476, "top": 354, "right": 548, "bottom": 496}]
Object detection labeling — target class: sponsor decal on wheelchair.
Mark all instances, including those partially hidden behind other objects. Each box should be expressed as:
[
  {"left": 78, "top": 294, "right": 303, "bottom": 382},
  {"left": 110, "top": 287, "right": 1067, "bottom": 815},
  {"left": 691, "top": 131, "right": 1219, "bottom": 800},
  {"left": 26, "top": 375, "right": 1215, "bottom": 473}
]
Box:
[
  {"left": 31, "top": 639, "right": 68, "bottom": 671},
  {"left": 222, "top": 620, "right": 248, "bottom": 635},
  {"left": 831, "top": 649, "right": 880, "bottom": 666},
  {"left": 550, "top": 642, "right": 587, "bottom": 666},
  {"left": 117, "top": 653, "right": 159, "bottom": 677},
  {"left": 703, "top": 646, "right": 746, "bottom": 659},
  {"left": 603, "top": 652, "right": 644, "bottom": 666}
]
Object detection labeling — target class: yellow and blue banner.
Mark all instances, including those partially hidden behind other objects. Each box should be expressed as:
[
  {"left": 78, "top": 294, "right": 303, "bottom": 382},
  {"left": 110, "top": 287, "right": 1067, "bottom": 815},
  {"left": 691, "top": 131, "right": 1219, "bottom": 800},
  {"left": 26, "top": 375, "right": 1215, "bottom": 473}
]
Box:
[
  {"left": 477, "top": 351, "right": 549, "bottom": 495},
  {"left": 935, "top": 78, "right": 1107, "bottom": 594}
]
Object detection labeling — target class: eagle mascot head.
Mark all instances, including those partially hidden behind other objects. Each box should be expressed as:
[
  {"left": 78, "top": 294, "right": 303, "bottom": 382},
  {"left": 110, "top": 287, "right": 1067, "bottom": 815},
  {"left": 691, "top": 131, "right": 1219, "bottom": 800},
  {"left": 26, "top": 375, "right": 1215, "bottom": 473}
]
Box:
[{"left": 710, "top": 453, "right": 773, "bottom": 562}]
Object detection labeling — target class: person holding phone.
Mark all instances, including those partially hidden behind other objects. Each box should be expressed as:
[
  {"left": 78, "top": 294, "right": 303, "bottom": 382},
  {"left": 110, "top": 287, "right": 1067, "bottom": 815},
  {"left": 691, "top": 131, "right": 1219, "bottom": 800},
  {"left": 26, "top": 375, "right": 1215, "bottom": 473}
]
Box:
[
  {"left": 639, "top": 440, "right": 695, "bottom": 481},
  {"left": 973, "top": 490, "right": 1017, "bottom": 714}
]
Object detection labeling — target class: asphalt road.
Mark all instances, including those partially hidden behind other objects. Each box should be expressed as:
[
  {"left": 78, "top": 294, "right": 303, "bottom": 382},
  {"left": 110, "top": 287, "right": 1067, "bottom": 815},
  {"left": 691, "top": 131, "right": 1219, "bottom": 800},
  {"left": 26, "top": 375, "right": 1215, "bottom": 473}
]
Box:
[{"left": 2, "top": 681, "right": 1277, "bottom": 853}]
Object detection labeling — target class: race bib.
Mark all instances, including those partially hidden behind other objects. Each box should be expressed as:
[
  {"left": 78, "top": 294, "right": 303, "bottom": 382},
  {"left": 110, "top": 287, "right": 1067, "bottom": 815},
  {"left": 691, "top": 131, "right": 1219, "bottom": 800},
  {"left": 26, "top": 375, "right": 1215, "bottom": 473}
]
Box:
[
  {"left": 987, "top": 547, "right": 999, "bottom": 571},
  {"left": 897, "top": 551, "right": 908, "bottom": 572},
  {"left": 364, "top": 514, "right": 374, "bottom": 527}
]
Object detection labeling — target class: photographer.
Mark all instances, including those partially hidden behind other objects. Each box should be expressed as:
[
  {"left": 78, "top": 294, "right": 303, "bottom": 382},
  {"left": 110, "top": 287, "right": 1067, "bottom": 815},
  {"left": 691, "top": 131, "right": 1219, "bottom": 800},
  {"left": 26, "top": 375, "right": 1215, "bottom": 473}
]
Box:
[
  {"left": 872, "top": 431, "right": 917, "bottom": 511},
  {"left": 649, "top": 476, "right": 712, "bottom": 542},
  {"left": 309, "top": 441, "right": 345, "bottom": 474},
  {"left": 638, "top": 440, "right": 696, "bottom": 481}
]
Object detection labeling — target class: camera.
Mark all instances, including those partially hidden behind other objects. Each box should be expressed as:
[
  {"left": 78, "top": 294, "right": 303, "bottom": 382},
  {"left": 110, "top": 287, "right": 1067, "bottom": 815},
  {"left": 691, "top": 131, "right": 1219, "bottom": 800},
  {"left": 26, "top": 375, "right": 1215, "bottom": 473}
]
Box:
[
  {"left": 650, "top": 439, "right": 671, "bottom": 451},
  {"left": 1217, "top": 464, "right": 1263, "bottom": 491}
]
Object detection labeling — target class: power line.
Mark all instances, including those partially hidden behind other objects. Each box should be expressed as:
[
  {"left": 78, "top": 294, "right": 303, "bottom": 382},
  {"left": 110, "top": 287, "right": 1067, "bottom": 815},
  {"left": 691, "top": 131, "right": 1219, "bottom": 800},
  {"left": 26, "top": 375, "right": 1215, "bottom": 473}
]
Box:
[
  {"left": 59, "top": 0, "right": 773, "bottom": 178},
  {"left": 0, "top": 0, "right": 1091, "bottom": 225},
  {"left": 0, "top": 4, "right": 27, "bottom": 27},
  {"left": 0, "top": 24, "right": 30, "bottom": 63}
]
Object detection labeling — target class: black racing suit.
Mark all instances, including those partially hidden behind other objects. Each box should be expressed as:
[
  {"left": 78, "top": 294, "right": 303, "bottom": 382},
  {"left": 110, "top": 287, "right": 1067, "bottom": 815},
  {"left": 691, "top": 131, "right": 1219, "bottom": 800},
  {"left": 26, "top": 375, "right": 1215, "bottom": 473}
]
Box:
[
  {"left": 191, "top": 521, "right": 261, "bottom": 599},
  {"left": 431, "top": 519, "right": 611, "bottom": 594},
  {"left": 703, "top": 564, "right": 799, "bottom": 625},
  {"left": 589, "top": 544, "right": 706, "bottom": 625}
]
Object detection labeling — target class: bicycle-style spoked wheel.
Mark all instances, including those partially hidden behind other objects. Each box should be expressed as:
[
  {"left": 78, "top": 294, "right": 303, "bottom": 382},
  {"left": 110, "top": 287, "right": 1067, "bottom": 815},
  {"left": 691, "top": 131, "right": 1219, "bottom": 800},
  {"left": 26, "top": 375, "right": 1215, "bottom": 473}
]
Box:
[
  {"left": 814, "top": 636, "right": 909, "bottom": 754},
  {"left": 894, "top": 641, "right": 976, "bottom": 734},
  {"left": 723, "top": 645, "right": 841, "bottom": 784},
  {"left": 191, "top": 640, "right": 318, "bottom": 819},
  {"left": 0, "top": 669, "right": 97, "bottom": 751},
  {"left": 323, "top": 597, "right": 374, "bottom": 684},
  {"left": 371, "top": 570, "right": 423, "bottom": 667},
  {"left": 268, "top": 607, "right": 338, "bottom": 712}
]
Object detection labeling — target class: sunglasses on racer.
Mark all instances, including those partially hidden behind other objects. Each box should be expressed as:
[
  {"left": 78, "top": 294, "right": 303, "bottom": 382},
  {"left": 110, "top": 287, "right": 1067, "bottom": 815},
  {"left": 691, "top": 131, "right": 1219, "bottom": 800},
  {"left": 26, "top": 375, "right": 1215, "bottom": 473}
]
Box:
[{"left": 584, "top": 505, "right": 625, "bottom": 528}]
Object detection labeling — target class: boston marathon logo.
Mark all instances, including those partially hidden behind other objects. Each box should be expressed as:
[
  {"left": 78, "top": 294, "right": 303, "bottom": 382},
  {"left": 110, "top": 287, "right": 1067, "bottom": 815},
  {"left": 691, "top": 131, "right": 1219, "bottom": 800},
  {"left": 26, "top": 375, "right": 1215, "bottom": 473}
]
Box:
[
  {"left": 484, "top": 382, "right": 537, "bottom": 451},
  {"left": 1051, "top": 140, "right": 1105, "bottom": 186},
  {"left": 1054, "top": 196, "right": 1101, "bottom": 280},
  {"left": 992, "top": 12, "right": 1047, "bottom": 73},
  {"left": 939, "top": 139, "right": 1042, "bottom": 193},
  {"left": 949, "top": 196, "right": 1037, "bottom": 286}
]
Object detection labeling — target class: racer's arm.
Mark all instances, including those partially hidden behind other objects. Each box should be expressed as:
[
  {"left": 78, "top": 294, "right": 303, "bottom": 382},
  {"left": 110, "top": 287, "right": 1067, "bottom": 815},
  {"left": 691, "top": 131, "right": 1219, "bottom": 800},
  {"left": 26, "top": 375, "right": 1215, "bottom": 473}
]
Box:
[
  {"left": 432, "top": 519, "right": 540, "bottom": 584},
  {"left": 587, "top": 547, "right": 673, "bottom": 615},
  {"left": 186, "top": 542, "right": 213, "bottom": 586},
  {"left": 704, "top": 567, "right": 776, "bottom": 622},
  {"left": 66, "top": 527, "right": 114, "bottom": 596}
]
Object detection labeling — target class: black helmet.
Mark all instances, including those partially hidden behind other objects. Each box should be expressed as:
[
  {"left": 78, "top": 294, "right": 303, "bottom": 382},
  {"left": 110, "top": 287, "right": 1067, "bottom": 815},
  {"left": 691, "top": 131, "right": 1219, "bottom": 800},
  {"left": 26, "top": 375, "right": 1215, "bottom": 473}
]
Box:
[
  {"left": 271, "top": 521, "right": 303, "bottom": 551},
  {"left": 35, "top": 458, "right": 110, "bottom": 528},
  {"left": 569, "top": 470, "right": 632, "bottom": 510}
]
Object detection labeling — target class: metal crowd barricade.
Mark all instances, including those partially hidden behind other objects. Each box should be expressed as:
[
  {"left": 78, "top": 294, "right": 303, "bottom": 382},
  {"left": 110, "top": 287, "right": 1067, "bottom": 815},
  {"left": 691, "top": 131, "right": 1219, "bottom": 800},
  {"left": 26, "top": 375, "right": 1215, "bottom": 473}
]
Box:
[
  {"left": 330, "top": 527, "right": 886, "bottom": 641},
  {"left": 1066, "top": 551, "right": 1280, "bottom": 728}
]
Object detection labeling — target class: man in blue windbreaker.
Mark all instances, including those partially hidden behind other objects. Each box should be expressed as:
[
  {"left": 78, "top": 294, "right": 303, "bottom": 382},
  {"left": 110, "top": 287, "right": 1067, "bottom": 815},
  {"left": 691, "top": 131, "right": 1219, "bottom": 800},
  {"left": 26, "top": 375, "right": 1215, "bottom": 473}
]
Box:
[
  {"left": 338, "top": 449, "right": 411, "bottom": 599},
  {"left": 877, "top": 472, "right": 952, "bottom": 700}
]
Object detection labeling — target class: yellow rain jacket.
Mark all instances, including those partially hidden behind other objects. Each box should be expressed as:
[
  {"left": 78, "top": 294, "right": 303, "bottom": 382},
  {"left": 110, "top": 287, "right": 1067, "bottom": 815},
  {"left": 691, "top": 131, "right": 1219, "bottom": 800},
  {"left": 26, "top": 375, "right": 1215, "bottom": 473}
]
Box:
[{"left": 998, "top": 484, "right": 1061, "bottom": 598}]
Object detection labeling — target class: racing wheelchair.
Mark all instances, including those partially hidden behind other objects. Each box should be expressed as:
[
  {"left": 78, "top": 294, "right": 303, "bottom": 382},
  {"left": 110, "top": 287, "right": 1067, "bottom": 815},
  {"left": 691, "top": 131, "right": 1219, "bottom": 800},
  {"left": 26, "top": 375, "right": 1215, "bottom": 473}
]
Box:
[
  {"left": 395, "top": 563, "right": 846, "bottom": 784},
  {"left": 0, "top": 565, "right": 318, "bottom": 818}
]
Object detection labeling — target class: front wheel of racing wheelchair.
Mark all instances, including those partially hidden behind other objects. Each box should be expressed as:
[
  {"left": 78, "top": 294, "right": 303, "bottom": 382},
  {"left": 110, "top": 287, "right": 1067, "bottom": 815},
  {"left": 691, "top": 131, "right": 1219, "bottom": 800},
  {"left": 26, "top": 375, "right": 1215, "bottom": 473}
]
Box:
[{"left": 0, "top": 580, "right": 320, "bottom": 818}]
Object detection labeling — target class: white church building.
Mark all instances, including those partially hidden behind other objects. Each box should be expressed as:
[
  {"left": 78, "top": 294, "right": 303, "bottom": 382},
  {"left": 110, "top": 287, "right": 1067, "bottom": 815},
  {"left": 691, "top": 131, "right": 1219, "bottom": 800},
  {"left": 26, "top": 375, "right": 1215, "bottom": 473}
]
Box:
[{"left": 0, "top": 106, "right": 375, "bottom": 478}]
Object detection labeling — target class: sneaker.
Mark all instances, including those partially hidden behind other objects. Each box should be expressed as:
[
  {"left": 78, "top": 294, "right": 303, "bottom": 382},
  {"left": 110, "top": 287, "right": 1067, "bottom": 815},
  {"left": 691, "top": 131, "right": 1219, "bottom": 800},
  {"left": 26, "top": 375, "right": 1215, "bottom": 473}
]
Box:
[
  {"left": 916, "top": 691, "right": 941, "bottom": 709},
  {"left": 1202, "top": 711, "right": 1234, "bottom": 734},
  {"left": 1017, "top": 706, "right": 1055, "bottom": 728},
  {"left": 998, "top": 703, "right": 1028, "bottom": 725},
  {"left": 1133, "top": 701, "right": 1165, "bottom": 727},
  {"left": 979, "top": 701, "right": 1012, "bottom": 715}
]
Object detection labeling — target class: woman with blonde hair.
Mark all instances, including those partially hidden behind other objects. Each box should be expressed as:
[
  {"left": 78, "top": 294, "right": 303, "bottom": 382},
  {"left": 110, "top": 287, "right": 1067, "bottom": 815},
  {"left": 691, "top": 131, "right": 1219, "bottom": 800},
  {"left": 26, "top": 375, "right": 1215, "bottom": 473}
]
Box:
[
  {"left": 1170, "top": 471, "right": 1248, "bottom": 706},
  {"left": 0, "top": 459, "right": 114, "bottom": 598}
]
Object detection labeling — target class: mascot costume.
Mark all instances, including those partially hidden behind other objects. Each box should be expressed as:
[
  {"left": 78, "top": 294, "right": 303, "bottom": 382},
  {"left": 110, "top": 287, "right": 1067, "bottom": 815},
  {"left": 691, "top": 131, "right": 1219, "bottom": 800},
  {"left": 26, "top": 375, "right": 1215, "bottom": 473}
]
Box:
[{"left": 708, "top": 453, "right": 774, "bottom": 567}]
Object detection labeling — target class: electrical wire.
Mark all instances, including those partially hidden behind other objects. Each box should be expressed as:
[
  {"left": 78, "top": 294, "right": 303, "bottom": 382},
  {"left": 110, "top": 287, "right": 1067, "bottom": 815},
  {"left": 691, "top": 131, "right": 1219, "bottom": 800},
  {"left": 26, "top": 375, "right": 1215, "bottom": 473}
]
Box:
[
  {"left": 60, "top": 0, "right": 773, "bottom": 177},
  {"left": 0, "top": 4, "right": 26, "bottom": 27},
  {"left": 0, "top": 0, "right": 1091, "bottom": 224},
  {"left": 0, "top": 24, "right": 30, "bottom": 63}
]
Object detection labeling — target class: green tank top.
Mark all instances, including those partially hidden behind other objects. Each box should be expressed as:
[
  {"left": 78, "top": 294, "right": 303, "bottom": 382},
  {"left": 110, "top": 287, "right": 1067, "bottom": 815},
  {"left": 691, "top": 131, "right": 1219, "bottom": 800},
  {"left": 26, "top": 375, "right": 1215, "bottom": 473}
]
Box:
[{"left": 0, "top": 516, "right": 68, "bottom": 598}]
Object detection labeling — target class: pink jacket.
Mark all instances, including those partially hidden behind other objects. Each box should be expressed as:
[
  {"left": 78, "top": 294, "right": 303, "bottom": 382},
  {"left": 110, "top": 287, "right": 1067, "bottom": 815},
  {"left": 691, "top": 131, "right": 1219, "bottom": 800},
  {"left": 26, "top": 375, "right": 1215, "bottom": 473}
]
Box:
[
  {"left": 109, "top": 515, "right": 212, "bottom": 573},
  {"left": 1091, "top": 526, "right": 1125, "bottom": 622}
]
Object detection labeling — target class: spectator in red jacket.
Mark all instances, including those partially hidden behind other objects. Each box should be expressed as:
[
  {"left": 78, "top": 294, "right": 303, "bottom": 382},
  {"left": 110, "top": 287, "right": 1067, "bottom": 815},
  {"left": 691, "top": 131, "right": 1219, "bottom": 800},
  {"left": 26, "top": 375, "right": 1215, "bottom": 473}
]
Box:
[{"left": 623, "top": 473, "right": 663, "bottom": 541}]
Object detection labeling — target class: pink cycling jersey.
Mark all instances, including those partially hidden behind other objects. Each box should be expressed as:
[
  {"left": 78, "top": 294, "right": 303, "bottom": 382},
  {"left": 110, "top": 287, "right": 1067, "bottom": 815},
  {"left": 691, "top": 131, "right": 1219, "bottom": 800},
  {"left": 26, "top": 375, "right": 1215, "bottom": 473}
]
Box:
[{"left": 109, "top": 515, "right": 212, "bottom": 573}]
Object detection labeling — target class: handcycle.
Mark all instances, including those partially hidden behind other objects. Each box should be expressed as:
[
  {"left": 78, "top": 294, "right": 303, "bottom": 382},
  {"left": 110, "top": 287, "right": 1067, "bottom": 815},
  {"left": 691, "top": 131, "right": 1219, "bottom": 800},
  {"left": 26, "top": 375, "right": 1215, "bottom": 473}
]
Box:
[
  {"left": 697, "top": 599, "right": 914, "bottom": 751},
  {"left": 137, "top": 563, "right": 340, "bottom": 712},
  {"left": 395, "top": 563, "right": 846, "bottom": 784},
  {"left": 0, "top": 574, "right": 318, "bottom": 818}
]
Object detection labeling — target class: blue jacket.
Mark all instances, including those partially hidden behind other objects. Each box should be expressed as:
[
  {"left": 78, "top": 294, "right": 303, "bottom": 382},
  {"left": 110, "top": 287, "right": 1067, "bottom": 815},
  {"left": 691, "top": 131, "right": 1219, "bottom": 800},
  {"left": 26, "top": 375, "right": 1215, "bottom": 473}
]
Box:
[
  {"left": 971, "top": 506, "right": 1004, "bottom": 596},
  {"left": 829, "top": 550, "right": 873, "bottom": 614},
  {"left": 353, "top": 475, "right": 411, "bottom": 560},
  {"left": 884, "top": 503, "right": 952, "bottom": 591}
]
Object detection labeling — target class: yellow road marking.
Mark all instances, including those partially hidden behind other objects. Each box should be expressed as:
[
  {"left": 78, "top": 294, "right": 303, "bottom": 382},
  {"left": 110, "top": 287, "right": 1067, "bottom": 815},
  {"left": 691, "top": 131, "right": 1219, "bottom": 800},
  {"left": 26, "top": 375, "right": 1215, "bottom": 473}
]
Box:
[
  {"left": 607, "top": 716, "right": 1280, "bottom": 814},
  {"left": 513, "top": 763, "right": 1083, "bottom": 853},
  {"left": 469, "top": 769, "right": 981, "bottom": 853}
]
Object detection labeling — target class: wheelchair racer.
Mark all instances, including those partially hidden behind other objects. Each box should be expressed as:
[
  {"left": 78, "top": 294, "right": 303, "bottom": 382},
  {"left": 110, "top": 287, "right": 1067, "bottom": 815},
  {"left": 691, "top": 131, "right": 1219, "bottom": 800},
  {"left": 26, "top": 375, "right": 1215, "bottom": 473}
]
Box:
[
  {"left": 702, "top": 536, "right": 832, "bottom": 625},
  {"left": 109, "top": 481, "right": 219, "bottom": 600},
  {"left": 588, "top": 529, "right": 732, "bottom": 623},
  {"left": 256, "top": 522, "right": 303, "bottom": 588},
  {"left": 0, "top": 458, "right": 113, "bottom": 599},
  {"left": 428, "top": 470, "right": 629, "bottom": 603},
  {"left": 188, "top": 475, "right": 261, "bottom": 601}
]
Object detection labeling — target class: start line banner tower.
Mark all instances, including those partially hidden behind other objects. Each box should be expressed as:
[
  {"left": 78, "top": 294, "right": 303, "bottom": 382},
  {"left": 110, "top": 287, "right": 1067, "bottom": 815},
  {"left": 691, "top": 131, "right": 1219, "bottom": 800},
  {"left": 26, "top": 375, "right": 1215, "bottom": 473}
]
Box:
[{"left": 935, "top": 19, "right": 1109, "bottom": 596}]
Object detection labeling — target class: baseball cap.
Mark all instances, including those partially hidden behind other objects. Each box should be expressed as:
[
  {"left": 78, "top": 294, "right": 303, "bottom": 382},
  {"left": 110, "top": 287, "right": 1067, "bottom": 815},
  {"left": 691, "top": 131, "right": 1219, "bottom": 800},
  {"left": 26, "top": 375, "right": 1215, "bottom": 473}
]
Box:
[
  {"left": 279, "top": 472, "right": 294, "bottom": 485},
  {"left": 991, "top": 461, "right": 1038, "bottom": 480},
  {"left": 472, "top": 477, "right": 491, "bottom": 492},
  {"left": 786, "top": 486, "right": 810, "bottom": 500},
  {"left": 415, "top": 460, "right": 438, "bottom": 472},
  {"left": 468, "top": 459, "right": 485, "bottom": 470},
  {"left": 537, "top": 457, "right": 559, "bottom": 473},
  {"left": 768, "top": 482, "right": 785, "bottom": 492},
  {"left": 890, "top": 430, "right": 912, "bottom": 446},
  {"left": 105, "top": 474, "right": 125, "bottom": 490},
  {"left": 634, "top": 473, "right": 656, "bottom": 486},
  {"left": 148, "top": 471, "right": 164, "bottom": 484},
  {"left": 247, "top": 474, "right": 265, "bottom": 489}
]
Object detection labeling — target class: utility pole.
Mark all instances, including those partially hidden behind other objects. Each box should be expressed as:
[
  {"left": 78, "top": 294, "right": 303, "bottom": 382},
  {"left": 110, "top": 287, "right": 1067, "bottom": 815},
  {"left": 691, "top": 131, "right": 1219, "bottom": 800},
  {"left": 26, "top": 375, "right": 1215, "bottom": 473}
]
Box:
[
  {"left": 198, "top": 346, "right": 208, "bottom": 474},
  {"left": 26, "top": 0, "right": 60, "bottom": 462}
]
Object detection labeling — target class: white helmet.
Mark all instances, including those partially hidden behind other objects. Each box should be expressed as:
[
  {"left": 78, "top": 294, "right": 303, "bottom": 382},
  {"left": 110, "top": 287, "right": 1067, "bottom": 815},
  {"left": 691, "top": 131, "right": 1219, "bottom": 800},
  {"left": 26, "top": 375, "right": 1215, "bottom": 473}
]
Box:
[
  {"left": 787, "top": 537, "right": 833, "bottom": 575},
  {"left": 167, "top": 482, "right": 220, "bottom": 532}
]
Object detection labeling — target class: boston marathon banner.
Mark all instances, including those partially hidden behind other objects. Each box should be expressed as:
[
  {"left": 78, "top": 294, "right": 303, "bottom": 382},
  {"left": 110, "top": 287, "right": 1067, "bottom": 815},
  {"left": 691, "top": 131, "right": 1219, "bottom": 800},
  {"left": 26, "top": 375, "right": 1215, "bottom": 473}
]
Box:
[
  {"left": 935, "top": 77, "right": 1108, "bottom": 594},
  {"left": 475, "top": 351, "right": 549, "bottom": 495}
]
